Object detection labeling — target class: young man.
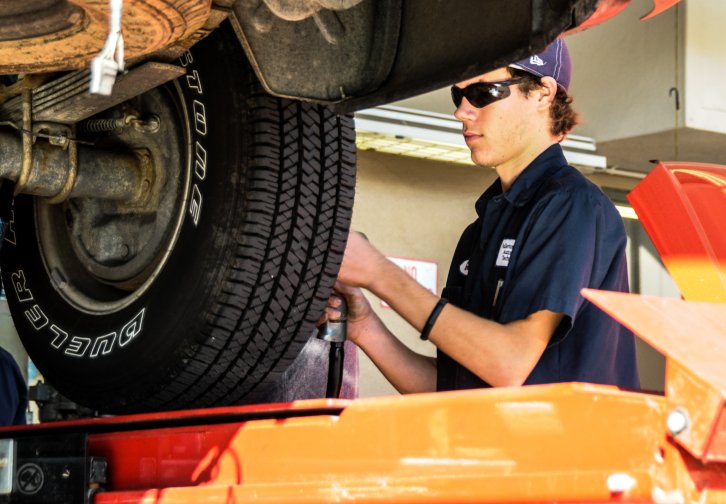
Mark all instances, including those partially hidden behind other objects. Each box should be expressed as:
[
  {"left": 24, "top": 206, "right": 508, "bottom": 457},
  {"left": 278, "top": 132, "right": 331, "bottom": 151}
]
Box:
[{"left": 323, "top": 39, "right": 639, "bottom": 393}]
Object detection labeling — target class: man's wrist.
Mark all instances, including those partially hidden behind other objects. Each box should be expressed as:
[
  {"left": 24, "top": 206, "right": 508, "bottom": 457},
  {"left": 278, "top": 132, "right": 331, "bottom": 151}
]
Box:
[{"left": 347, "top": 310, "right": 382, "bottom": 347}]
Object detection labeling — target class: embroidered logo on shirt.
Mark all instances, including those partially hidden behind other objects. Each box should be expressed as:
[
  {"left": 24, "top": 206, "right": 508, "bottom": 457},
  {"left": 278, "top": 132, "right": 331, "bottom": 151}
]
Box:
[
  {"left": 459, "top": 259, "right": 469, "bottom": 276},
  {"left": 495, "top": 239, "right": 516, "bottom": 267}
]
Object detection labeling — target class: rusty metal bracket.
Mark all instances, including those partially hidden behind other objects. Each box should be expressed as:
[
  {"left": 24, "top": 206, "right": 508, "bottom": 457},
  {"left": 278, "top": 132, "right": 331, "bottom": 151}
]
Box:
[
  {"left": 46, "top": 126, "right": 78, "bottom": 204},
  {"left": 14, "top": 89, "right": 33, "bottom": 196}
]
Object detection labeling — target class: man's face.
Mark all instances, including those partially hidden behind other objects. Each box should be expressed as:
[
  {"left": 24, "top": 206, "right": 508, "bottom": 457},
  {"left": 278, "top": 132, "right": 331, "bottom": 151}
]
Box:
[{"left": 453, "top": 67, "right": 541, "bottom": 169}]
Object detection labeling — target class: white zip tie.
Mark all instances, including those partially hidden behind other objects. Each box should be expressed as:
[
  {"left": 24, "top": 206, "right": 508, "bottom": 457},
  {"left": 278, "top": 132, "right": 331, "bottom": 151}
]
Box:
[{"left": 90, "top": 0, "right": 125, "bottom": 96}]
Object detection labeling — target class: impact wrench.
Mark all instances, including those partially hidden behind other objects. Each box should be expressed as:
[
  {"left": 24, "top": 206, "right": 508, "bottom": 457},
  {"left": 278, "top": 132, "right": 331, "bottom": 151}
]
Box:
[{"left": 317, "top": 295, "right": 347, "bottom": 398}]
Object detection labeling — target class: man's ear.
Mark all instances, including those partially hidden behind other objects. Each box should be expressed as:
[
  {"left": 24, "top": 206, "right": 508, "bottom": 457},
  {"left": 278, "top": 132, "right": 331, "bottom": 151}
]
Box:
[{"left": 537, "top": 76, "right": 558, "bottom": 110}]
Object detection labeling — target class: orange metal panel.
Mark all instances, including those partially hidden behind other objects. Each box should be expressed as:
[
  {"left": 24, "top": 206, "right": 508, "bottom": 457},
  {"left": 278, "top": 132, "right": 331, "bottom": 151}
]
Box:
[
  {"left": 82, "top": 384, "right": 720, "bottom": 502},
  {"left": 712, "top": 409, "right": 726, "bottom": 464},
  {"left": 667, "top": 359, "right": 726, "bottom": 463},
  {"left": 583, "top": 289, "right": 726, "bottom": 463},
  {"left": 627, "top": 162, "right": 726, "bottom": 303}
]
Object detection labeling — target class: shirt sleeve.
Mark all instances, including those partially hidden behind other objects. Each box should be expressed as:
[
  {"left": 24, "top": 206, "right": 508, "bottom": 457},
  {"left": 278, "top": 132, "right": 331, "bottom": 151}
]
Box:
[
  {"left": 498, "top": 187, "right": 620, "bottom": 344},
  {"left": 0, "top": 349, "right": 27, "bottom": 426}
]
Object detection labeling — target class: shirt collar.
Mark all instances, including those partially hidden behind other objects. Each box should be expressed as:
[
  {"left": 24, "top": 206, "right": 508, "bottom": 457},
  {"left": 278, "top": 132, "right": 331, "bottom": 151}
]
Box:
[{"left": 475, "top": 143, "right": 568, "bottom": 216}]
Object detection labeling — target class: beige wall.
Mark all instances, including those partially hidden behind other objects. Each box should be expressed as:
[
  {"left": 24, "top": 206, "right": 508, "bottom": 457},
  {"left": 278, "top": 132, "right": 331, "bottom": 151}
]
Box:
[
  {"left": 566, "top": 0, "right": 685, "bottom": 142},
  {"left": 352, "top": 149, "right": 666, "bottom": 398},
  {"left": 684, "top": 0, "right": 726, "bottom": 133}
]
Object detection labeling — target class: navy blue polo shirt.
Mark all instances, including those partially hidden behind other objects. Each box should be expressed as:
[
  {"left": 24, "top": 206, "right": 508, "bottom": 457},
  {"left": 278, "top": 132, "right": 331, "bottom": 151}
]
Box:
[
  {"left": 0, "top": 347, "right": 27, "bottom": 426},
  {"left": 438, "top": 143, "right": 639, "bottom": 390}
]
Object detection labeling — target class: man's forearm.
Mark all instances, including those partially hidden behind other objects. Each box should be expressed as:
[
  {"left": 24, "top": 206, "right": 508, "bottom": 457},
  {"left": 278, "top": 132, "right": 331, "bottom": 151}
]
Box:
[
  {"left": 367, "top": 260, "right": 557, "bottom": 387},
  {"left": 351, "top": 312, "right": 437, "bottom": 394}
]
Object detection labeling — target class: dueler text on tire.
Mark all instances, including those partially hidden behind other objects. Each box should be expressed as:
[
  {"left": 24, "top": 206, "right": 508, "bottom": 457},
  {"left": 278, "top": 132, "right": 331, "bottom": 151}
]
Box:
[{"left": 0, "top": 22, "right": 356, "bottom": 413}]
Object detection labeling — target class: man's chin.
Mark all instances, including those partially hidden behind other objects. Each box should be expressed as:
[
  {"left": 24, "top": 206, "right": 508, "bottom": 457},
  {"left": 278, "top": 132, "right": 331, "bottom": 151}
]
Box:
[{"left": 470, "top": 151, "right": 495, "bottom": 169}]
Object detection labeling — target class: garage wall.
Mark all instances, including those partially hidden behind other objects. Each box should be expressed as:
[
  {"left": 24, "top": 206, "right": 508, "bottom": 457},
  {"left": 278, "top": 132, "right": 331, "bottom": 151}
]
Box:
[
  {"left": 566, "top": 0, "right": 685, "bottom": 142},
  {"left": 684, "top": 0, "right": 726, "bottom": 133}
]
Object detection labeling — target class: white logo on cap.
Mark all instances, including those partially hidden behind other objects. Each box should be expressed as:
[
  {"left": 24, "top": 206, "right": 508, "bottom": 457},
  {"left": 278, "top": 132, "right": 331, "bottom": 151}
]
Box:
[{"left": 530, "top": 55, "right": 545, "bottom": 66}]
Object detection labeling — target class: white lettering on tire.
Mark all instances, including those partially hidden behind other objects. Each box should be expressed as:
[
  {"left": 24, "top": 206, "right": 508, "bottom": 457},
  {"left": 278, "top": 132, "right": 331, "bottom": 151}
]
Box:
[
  {"left": 194, "top": 142, "right": 207, "bottom": 180},
  {"left": 118, "top": 309, "right": 145, "bottom": 348},
  {"left": 189, "top": 185, "right": 202, "bottom": 226},
  {"left": 9, "top": 270, "right": 148, "bottom": 359},
  {"left": 24, "top": 305, "right": 48, "bottom": 330},
  {"left": 181, "top": 52, "right": 208, "bottom": 229},
  {"left": 50, "top": 325, "right": 68, "bottom": 349},
  {"left": 11, "top": 270, "right": 33, "bottom": 302},
  {"left": 186, "top": 70, "right": 203, "bottom": 94},
  {"left": 4, "top": 208, "right": 16, "bottom": 245},
  {"left": 90, "top": 333, "right": 117, "bottom": 357},
  {"left": 65, "top": 336, "right": 91, "bottom": 357},
  {"left": 192, "top": 100, "right": 207, "bottom": 136}
]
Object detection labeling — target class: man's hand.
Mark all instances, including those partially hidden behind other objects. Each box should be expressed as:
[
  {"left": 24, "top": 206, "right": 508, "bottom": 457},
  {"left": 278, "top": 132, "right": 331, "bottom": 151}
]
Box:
[{"left": 318, "top": 281, "right": 375, "bottom": 345}]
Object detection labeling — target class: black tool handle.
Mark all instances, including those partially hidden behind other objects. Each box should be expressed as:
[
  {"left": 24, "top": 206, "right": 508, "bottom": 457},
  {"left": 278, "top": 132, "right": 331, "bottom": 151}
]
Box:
[
  {"left": 318, "top": 295, "right": 347, "bottom": 398},
  {"left": 326, "top": 341, "right": 345, "bottom": 399}
]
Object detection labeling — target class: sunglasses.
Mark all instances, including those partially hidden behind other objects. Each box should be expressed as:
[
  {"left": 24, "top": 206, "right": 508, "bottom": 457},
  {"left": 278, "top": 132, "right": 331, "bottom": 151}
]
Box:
[{"left": 450, "top": 78, "right": 524, "bottom": 109}]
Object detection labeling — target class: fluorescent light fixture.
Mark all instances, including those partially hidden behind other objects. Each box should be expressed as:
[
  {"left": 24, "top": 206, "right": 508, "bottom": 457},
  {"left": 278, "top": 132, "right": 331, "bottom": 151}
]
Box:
[
  {"left": 355, "top": 105, "right": 607, "bottom": 170},
  {"left": 616, "top": 205, "right": 639, "bottom": 220}
]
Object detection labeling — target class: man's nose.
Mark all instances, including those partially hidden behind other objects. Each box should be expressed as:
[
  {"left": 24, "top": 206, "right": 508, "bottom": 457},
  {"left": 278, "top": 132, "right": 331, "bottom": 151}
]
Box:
[{"left": 453, "top": 97, "right": 477, "bottom": 122}]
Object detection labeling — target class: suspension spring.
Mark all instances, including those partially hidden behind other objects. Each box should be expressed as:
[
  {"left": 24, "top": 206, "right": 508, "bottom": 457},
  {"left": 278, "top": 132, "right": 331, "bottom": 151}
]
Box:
[
  {"left": 79, "top": 117, "right": 128, "bottom": 133},
  {"left": 78, "top": 115, "right": 160, "bottom": 134}
]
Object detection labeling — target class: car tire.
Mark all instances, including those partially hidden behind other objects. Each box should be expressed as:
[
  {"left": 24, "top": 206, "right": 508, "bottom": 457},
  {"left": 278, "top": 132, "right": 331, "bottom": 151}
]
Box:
[{"left": 0, "top": 22, "right": 356, "bottom": 413}]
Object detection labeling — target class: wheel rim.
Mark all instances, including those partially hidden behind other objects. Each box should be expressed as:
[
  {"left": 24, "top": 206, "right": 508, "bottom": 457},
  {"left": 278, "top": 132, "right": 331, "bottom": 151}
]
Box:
[{"left": 34, "top": 82, "right": 192, "bottom": 315}]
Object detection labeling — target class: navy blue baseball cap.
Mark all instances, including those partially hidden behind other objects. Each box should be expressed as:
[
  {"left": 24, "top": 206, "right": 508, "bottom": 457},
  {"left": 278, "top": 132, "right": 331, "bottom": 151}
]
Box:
[{"left": 509, "top": 38, "right": 572, "bottom": 91}]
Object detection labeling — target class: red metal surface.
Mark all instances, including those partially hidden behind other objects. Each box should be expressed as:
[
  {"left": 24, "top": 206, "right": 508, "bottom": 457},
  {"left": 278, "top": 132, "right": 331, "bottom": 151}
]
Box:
[
  {"left": 564, "top": 0, "right": 681, "bottom": 36},
  {"left": 628, "top": 162, "right": 726, "bottom": 303},
  {"left": 640, "top": 0, "right": 681, "bottom": 20},
  {"left": 564, "top": 0, "right": 630, "bottom": 35},
  {"left": 583, "top": 289, "right": 726, "bottom": 464},
  {"left": 0, "top": 399, "right": 344, "bottom": 436}
]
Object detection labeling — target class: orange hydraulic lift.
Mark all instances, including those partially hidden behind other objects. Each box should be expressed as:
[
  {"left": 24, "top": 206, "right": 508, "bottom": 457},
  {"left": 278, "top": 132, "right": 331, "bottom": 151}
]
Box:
[{"left": 1, "top": 162, "right": 725, "bottom": 503}]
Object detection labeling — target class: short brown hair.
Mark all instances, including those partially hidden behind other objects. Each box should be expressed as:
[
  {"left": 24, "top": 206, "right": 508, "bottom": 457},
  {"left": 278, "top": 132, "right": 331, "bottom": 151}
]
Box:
[{"left": 508, "top": 68, "right": 579, "bottom": 138}]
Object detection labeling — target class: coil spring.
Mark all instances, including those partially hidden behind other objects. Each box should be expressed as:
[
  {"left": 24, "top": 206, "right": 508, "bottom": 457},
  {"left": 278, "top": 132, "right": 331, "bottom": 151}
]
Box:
[{"left": 78, "top": 117, "right": 127, "bottom": 133}]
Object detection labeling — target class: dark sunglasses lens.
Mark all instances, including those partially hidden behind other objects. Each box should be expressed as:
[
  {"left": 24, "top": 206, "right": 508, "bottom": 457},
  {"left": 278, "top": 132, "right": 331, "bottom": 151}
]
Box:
[
  {"left": 452, "top": 82, "right": 513, "bottom": 108},
  {"left": 451, "top": 86, "right": 463, "bottom": 108}
]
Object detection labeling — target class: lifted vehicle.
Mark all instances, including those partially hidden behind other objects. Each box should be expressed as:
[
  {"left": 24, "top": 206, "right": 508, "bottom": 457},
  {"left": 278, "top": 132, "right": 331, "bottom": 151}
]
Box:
[{"left": 0, "top": 0, "right": 673, "bottom": 413}]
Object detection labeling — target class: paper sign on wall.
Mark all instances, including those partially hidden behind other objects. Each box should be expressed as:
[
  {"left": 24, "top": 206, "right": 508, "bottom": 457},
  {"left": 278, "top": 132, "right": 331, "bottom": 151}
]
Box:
[{"left": 381, "top": 257, "right": 438, "bottom": 309}]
